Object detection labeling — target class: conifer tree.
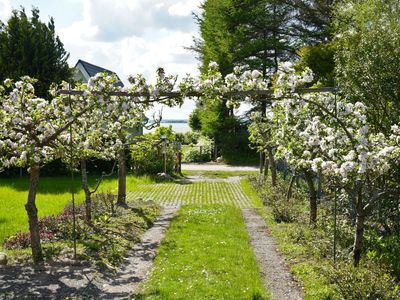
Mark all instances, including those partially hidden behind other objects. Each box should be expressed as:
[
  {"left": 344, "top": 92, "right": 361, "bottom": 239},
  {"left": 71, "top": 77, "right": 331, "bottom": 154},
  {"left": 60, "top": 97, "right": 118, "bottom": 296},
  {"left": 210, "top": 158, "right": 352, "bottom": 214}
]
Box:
[{"left": 0, "top": 7, "right": 71, "bottom": 98}]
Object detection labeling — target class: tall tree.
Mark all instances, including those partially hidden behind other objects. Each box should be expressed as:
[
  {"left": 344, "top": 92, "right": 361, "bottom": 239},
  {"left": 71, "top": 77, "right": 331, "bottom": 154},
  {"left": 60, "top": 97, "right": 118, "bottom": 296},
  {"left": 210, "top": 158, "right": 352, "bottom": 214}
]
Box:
[
  {"left": 194, "top": 0, "right": 236, "bottom": 76},
  {"left": 231, "top": 0, "right": 294, "bottom": 76},
  {"left": 196, "top": 0, "right": 295, "bottom": 75},
  {"left": 334, "top": 0, "right": 400, "bottom": 133},
  {"left": 289, "top": 0, "right": 337, "bottom": 44},
  {"left": 193, "top": 0, "right": 295, "bottom": 163},
  {"left": 0, "top": 7, "right": 71, "bottom": 98},
  {"left": 291, "top": 0, "right": 339, "bottom": 86}
]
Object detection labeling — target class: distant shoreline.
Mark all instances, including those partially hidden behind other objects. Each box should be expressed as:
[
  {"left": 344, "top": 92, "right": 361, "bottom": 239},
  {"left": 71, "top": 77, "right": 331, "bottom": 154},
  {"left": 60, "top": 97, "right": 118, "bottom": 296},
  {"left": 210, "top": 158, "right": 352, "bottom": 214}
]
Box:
[
  {"left": 144, "top": 120, "right": 191, "bottom": 133},
  {"left": 161, "top": 119, "right": 188, "bottom": 124}
]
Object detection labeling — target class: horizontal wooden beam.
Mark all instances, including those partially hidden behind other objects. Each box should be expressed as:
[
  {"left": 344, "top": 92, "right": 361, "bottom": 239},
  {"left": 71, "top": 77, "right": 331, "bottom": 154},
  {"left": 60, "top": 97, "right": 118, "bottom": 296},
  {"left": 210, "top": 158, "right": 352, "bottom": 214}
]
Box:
[{"left": 58, "top": 86, "right": 336, "bottom": 100}]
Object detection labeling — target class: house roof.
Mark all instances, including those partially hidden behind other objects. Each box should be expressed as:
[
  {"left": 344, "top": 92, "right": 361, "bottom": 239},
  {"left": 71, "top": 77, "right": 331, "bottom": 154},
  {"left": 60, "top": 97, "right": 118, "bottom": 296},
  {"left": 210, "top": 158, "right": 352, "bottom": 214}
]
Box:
[{"left": 75, "top": 59, "right": 124, "bottom": 87}]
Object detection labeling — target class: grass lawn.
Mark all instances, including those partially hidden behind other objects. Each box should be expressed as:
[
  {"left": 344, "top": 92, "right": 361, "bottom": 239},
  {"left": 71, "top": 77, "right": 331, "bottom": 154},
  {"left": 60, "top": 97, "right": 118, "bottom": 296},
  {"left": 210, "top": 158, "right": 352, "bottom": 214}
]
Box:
[
  {"left": 0, "top": 175, "right": 156, "bottom": 248},
  {"left": 134, "top": 204, "right": 269, "bottom": 299}
]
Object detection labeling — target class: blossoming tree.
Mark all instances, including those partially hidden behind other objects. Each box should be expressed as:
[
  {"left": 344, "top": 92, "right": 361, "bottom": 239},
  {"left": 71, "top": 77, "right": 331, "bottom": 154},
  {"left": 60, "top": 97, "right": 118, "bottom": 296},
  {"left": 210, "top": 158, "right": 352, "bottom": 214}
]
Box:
[
  {"left": 257, "top": 62, "right": 400, "bottom": 266},
  {"left": 0, "top": 77, "right": 107, "bottom": 263}
]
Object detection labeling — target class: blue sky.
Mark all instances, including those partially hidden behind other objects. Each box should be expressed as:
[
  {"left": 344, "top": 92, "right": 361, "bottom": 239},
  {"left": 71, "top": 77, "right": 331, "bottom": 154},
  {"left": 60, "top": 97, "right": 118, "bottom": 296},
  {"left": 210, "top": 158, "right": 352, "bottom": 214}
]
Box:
[{"left": 0, "top": 0, "right": 201, "bottom": 119}]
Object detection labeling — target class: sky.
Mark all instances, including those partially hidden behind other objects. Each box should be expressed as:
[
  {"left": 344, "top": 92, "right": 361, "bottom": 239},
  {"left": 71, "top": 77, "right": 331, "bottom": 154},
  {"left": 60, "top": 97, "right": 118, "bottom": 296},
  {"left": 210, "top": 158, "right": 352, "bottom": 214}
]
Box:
[{"left": 0, "top": 0, "right": 202, "bottom": 119}]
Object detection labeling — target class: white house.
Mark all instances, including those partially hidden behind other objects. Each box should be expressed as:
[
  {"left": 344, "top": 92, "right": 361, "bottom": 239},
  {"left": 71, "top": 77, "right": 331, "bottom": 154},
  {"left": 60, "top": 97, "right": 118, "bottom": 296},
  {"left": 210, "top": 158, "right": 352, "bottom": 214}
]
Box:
[
  {"left": 73, "top": 59, "right": 143, "bottom": 136},
  {"left": 73, "top": 59, "right": 124, "bottom": 87}
]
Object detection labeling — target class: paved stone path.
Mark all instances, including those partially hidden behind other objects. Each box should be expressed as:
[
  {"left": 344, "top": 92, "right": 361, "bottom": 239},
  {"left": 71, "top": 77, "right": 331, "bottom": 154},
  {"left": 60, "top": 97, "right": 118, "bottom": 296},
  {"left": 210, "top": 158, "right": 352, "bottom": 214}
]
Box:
[
  {"left": 127, "top": 179, "right": 254, "bottom": 208},
  {"left": 242, "top": 208, "right": 304, "bottom": 300},
  {"left": 182, "top": 162, "right": 258, "bottom": 171}
]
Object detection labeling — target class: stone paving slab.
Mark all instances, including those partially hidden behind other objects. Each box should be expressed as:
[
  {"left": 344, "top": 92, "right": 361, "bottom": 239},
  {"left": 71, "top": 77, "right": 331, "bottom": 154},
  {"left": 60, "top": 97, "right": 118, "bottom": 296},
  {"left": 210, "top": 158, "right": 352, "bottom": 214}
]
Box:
[
  {"left": 182, "top": 163, "right": 258, "bottom": 171},
  {"left": 127, "top": 180, "right": 254, "bottom": 208}
]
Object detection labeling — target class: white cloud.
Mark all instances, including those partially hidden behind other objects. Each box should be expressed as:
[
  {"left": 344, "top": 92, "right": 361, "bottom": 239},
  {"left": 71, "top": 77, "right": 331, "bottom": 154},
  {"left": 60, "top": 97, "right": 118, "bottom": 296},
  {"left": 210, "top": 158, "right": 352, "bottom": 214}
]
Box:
[
  {"left": 77, "top": 0, "right": 200, "bottom": 42},
  {"left": 0, "top": 0, "right": 11, "bottom": 22},
  {"left": 57, "top": 0, "right": 201, "bottom": 119},
  {"left": 168, "top": 0, "right": 200, "bottom": 16}
]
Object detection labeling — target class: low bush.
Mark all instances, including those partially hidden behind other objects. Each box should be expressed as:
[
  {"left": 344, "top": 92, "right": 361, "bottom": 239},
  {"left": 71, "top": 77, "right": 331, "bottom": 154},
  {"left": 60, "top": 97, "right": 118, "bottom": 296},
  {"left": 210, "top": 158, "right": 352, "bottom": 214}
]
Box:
[
  {"left": 3, "top": 202, "right": 87, "bottom": 249},
  {"left": 93, "top": 192, "right": 117, "bottom": 215},
  {"left": 326, "top": 261, "right": 400, "bottom": 299},
  {"left": 365, "top": 233, "right": 400, "bottom": 279},
  {"left": 251, "top": 177, "right": 303, "bottom": 223},
  {"left": 3, "top": 231, "right": 56, "bottom": 250},
  {"left": 175, "top": 131, "right": 200, "bottom": 145},
  {"left": 182, "top": 135, "right": 213, "bottom": 162},
  {"left": 130, "top": 127, "right": 176, "bottom": 175},
  {"left": 182, "top": 145, "right": 211, "bottom": 162}
]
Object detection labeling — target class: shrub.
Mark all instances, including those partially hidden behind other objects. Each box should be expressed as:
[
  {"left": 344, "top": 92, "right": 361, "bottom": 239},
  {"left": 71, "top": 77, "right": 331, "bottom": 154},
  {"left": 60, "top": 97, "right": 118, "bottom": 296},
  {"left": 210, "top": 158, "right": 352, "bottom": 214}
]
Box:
[
  {"left": 365, "top": 233, "right": 400, "bottom": 279},
  {"left": 3, "top": 232, "right": 31, "bottom": 249},
  {"left": 175, "top": 131, "right": 200, "bottom": 145},
  {"left": 3, "top": 202, "right": 88, "bottom": 249},
  {"left": 182, "top": 145, "right": 211, "bottom": 162},
  {"left": 4, "top": 231, "right": 56, "bottom": 249},
  {"left": 93, "top": 192, "right": 117, "bottom": 215},
  {"left": 327, "top": 261, "right": 400, "bottom": 299},
  {"left": 130, "top": 130, "right": 176, "bottom": 175},
  {"left": 260, "top": 180, "right": 303, "bottom": 223},
  {"left": 131, "top": 144, "right": 175, "bottom": 174}
]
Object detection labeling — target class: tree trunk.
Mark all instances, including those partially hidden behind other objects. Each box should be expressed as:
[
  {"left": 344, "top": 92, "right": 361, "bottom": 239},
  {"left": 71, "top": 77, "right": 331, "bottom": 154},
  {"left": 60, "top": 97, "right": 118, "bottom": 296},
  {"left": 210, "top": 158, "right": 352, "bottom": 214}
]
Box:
[
  {"left": 267, "top": 147, "right": 277, "bottom": 187},
  {"left": 286, "top": 174, "right": 296, "bottom": 201},
  {"left": 25, "top": 164, "right": 43, "bottom": 264},
  {"left": 259, "top": 94, "right": 266, "bottom": 178},
  {"left": 353, "top": 185, "right": 365, "bottom": 267},
  {"left": 317, "top": 171, "right": 322, "bottom": 199},
  {"left": 263, "top": 153, "right": 269, "bottom": 178},
  {"left": 304, "top": 170, "right": 317, "bottom": 225},
  {"left": 80, "top": 158, "right": 92, "bottom": 224},
  {"left": 213, "top": 136, "right": 218, "bottom": 160},
  {"left": 117, "top": 148, "right": 127, "bottom": 207},
  {"left": 259, "top": 152, "right": 264, "bottom": 177}
]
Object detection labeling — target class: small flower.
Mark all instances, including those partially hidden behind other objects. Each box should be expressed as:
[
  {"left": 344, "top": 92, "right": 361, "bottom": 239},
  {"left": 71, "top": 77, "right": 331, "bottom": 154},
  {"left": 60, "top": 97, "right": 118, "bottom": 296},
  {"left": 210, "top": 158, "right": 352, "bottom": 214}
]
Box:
[
  {"left": 251, "top": 70, "right": 262, "bottom": 79},
  {"left": 208, "top": 61, "right": 218, "bottom": 69}
]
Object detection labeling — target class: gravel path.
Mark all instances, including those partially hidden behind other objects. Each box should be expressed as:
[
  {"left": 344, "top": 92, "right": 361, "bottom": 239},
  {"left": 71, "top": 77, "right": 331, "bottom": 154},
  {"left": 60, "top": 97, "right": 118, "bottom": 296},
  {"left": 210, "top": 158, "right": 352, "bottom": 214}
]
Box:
[
  {"left": 182, "top": 162, "right": 258, "bottom": 171},
  {"left": 0, "top": 206, "right": 178, "bottom": 299},
  {"left": 101, "top": 205, "right": 179, "bottom": 296},
  {"left": 242, "top": 208, "right": 304, "bottom": 300}
]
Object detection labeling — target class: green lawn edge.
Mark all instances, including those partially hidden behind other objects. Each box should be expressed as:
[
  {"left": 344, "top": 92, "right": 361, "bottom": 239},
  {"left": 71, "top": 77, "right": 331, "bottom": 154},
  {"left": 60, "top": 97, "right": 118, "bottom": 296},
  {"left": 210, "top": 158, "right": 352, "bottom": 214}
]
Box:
[
  {"left": 0, "top": 175, "right": 156, "bottom": 249},
  {"left": 240, "top": 177, "right": 336, "bottom": 299}
]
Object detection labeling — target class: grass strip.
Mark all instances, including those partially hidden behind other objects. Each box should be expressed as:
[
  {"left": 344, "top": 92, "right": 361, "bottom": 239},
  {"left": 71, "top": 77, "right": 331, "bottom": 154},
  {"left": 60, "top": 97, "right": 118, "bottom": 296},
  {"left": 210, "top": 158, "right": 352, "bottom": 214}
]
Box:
[
  {"left": 134, "top": 204, "right": 269, "bottom": 299},
  {"left": 241, "top": 177, "right": 336, "bottom": 299}
]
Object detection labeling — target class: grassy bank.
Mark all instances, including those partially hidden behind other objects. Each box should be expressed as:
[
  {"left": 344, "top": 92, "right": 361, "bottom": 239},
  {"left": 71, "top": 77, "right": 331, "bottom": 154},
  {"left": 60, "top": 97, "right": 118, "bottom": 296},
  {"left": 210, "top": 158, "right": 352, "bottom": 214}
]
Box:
[
  {"left": 243, "top": 176, "right": 400, "bottom": 300},
  {"left": 0, "top": 175, "right": 156, "bottom": 246},
  {"left": 134, "top": 205, "right": 269, "bottom": 299}
]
